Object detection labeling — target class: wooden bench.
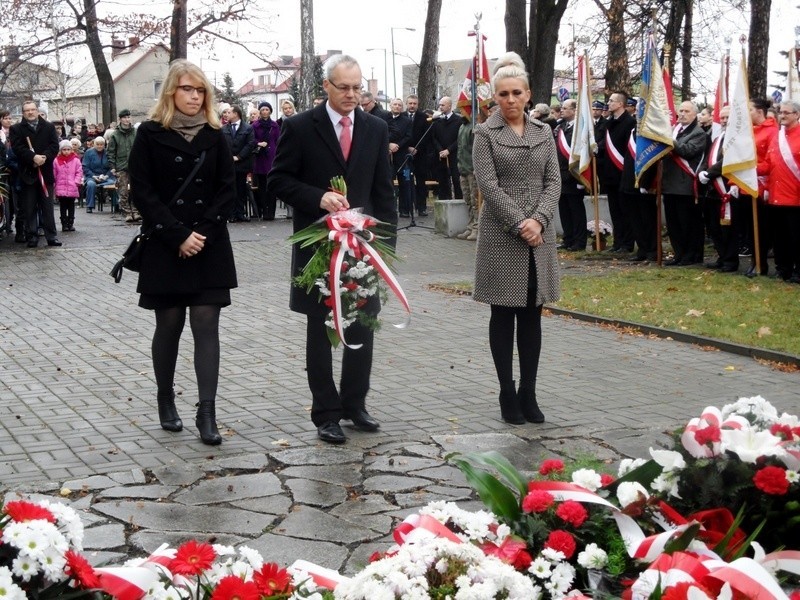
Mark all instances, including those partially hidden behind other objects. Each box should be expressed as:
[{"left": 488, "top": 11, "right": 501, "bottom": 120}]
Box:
[{"left": 97, "top": 183, "right": 118, "bottom": 212}]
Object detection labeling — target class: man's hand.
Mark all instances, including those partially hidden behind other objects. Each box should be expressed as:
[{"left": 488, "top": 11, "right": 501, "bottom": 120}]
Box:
[
  {"left": 320, "top": 191, "right": 350, "bottom": 213},
  {"left": 257, "top": 141, "right": 268, "bottom": 148},
  {"left": 233, "top": 156, "right": 239, "bottom": 162},
  {"left": 439, "top": 149, "right": 449, "bottom": 159},
  {"left": 178, "top": 231, "right": 207, "bottom": 258},
  {"left": 389, "top": 143, "right": 399, "bottom": 153},
  {"left": 33, "top": 154, "right": 46, "bottom": 167},
  {"left": 408, "top": 146, "right": 417, "bottom": 156}
]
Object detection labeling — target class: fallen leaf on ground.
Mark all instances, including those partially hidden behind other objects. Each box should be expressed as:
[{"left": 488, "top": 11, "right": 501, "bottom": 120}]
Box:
[
  {"left": 685, "top": 309, "right": 705, "bottom": 317},
  {"left": 271, "top": 439, "right": 291, "bottom": 446},
  {"left": 757, "top": 326, "right": 772, "bottom": 338},
  {"left": 724, "top": 366, "right": 736, "bottom": 371}
]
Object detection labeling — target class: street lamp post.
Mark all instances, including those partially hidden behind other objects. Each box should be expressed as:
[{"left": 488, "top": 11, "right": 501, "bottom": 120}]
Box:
[
  {"left": 366, "top": 47, "right": 388, "bottom": 105},
  {"left": 390, "top": 27, "right": 415, "bottom": 100}
]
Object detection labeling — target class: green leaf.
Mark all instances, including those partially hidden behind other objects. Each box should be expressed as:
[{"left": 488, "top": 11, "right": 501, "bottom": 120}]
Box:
[
  {"left": 663, "top": 523, "right": 701, "bottom": 553},
  {"left": 449, "top": 458, "right": 521, "bottom": 522},
  {"left": 452, "top": 451, "right": 529, "bottom": 498},
  {"left": 605, "top": 459, "right": 663, "bottom": 494}
]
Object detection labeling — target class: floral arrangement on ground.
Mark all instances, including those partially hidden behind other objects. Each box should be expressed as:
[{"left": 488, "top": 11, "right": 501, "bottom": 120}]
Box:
[
  {"left": 2, "top": 396, "right": 799, "bottom": 599},
  {"left": 287, "top": 176, "right": 409, "bottom": 348}
]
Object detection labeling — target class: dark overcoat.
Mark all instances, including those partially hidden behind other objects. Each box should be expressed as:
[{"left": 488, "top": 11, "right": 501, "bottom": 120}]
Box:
[
  {"left": 129, "top": 120, "right": 238, "bottom": 295},
  {"left": 266, "top": 102, "right": 397, "bottom": 316},
  {"left": 9, "top": 118, "right": 59, "bottom": 185}
]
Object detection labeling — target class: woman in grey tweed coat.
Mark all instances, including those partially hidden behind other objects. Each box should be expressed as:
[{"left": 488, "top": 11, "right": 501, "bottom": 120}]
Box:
[{"left": 473, "top": 52, "right": 561, "bottom": 425}]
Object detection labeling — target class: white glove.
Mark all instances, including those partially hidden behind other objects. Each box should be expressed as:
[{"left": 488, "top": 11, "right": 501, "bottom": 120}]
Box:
[
  {"left": 576, "top": 184, "right": 584, "bottom": 190},
  {"left": 729, "top": 185, "right": 739, "bottom": 198},
  {"left": 639, "top": 188, "right": 648, "bottom": 194},
  {"left": 698, "top": 171, "right": 709, "bottom": 184}
]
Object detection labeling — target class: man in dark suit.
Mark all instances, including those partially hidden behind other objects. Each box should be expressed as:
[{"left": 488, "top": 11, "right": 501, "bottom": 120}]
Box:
[
  {"left": 384, "top": 98, "right": 412, "bottom": 217},
  {"left": 267, "top": 54, "right": 397, "bottom": 445},
  {"left": 9, "top": 100, "right": 61, "bottom": 248},
  {"left": 222, "top": 106, "right": 255, "bottom": 222},
  {"left": 553, "top": 99, "right": 588, "bottom": 251},
  {"left": 431, "top": 96, "right": 463, "bottom": 200},
  {"left": 406, "top": 94, "right": 433, "bottom": 215}
]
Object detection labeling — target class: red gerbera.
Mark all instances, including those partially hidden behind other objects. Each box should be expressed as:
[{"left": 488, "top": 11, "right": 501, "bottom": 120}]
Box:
[
  {"left": 753, "top": 465, "right": 790, "bottom": 495},
  {"left": 209, "top": 576, "right": 260, "bottom": 600},
  {"left": 543, "top": 530, "right": 577, "bottom": 559},
  {"left": 538, "top": 459, "right": 565, "bottom": 476},
  {"left": 170, "top": 540, "right": 216, "bottom": 576},
  {"left": 3, "top": 500, "right": 56, "bottom": 524},
  {"left": 522, "top": 490, "right": 555, "bottom": 513},
  {"left": 253, "top": 562, "right": 293, "bottom": 595},
  {"left": 65, "top": 550, "right": 101, "bottom": 589},
  {"left": 555, "top": 500, "right": 589, "bottom": 528}
]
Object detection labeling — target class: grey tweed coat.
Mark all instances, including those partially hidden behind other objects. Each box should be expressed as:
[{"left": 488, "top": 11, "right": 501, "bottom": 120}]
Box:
[{"left": 473, "top": 112, "right": 561, "bottom": 307}]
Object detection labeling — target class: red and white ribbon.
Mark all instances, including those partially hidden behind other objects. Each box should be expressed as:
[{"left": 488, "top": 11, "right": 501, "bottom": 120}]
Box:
[
  {"left": 95, "top": 543, "right": 174, "bottom": 600},
  {"left": 290, "top": 559, "right": 351, "bottom": 591},
  {"left": 680, "top": 406, "right": 747, "bottom": 458},
  {"left": 605, "top": 130, "right": 625, "bottom": 171},
  {"left": 326, "top": 211, "right": 410, "bottom": 349},
  {"left": 393, "top": 513, "right": 464, "bottom": 546}
]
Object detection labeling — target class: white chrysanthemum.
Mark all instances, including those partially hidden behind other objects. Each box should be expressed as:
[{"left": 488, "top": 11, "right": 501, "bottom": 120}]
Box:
[
  {"left": 786, "top": 470, "right": 799, "bottom": 483},
  {"left": 552, "top": 561, "right": 575, "bottom": 583},
  {"left": 571, "top": 468, "right": 603, "bottom": 491},
  {"left": 39, "top": 546, "right": 68, "bottom": 582},
  {"left": 651, "top": 472, "right": 681, "bottom": 498},
  {"left": 528, "top": 557, "right": 553, "bottom": 579},
  {"left": 212, "top": 543, "right": 236, "bottom": 556},
  {"left": 618, "top": 458, "right": 648, "bottom": 477},
  {"left": 10, "top": 555, "right": 38, "bottom": 582},
  {"left": 617, "top": 481, "right": 650, "bottom": 507},
  {"left": 496, "top": 524, "right": 511, "bottom": 539},
  {"left": 540, "top": 548, "right": 566, "bottom": 562},
  {"left": 16, "top": 526, "right": 50, "bottom": 560},
  {"left": 577, "top": 543, "right": 608, "bottom": 569},
  {"left": 0, "top": 566, "right": 27, "bottom": 600},
  {"left": 237, "top": 546, "right": 263, "bottom": 570},
  {"left": 721, "top": 396, "right": 778, "bottom": 425}
]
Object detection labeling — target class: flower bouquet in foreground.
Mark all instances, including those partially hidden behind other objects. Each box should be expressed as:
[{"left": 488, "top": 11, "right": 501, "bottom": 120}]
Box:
[{"left": 288, "top": 176, "right": 409, "bottom": 348}]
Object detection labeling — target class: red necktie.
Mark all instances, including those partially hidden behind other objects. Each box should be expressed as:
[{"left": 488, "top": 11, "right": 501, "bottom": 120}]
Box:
[{"left": 339, "top": 116, "right": 352, "bottom": 160}]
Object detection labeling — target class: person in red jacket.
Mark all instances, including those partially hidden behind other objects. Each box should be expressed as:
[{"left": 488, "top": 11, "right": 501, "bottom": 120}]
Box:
[
  {"left": 757, "top": 100, "right": 800, "bottom": 282},
  {"left": 743, "top": 98, "right": 779, "bottom": 277}
]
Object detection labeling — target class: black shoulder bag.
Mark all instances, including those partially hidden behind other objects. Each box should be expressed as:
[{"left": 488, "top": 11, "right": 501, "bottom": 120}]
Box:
[{"left": 110, "top": 150, "right": 207, "bottom": 283}]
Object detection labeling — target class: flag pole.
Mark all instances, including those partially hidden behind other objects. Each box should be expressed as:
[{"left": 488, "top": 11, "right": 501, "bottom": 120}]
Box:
[{"left": 655, "top": 162, "right": 663, "bottom": 266}]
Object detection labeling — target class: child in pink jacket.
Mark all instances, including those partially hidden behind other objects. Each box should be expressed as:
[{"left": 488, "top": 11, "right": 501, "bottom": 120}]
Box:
[{"left": 53, "top": 139, "right": 83, "bottom": 232}]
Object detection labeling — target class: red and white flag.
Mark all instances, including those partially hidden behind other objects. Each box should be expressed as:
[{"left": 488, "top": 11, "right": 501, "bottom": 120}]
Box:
[
  {"left": 722, "top": 47, "right": 758, "bottom": 197},
  {"left": 569, "top": 52, "right": 596, "bottom": 191},
  {"left": 456, "top": 33, "right": 491, "bottom": 119},
  {"left": 712, "top": 50, "right": 730, "bottom": 140}
]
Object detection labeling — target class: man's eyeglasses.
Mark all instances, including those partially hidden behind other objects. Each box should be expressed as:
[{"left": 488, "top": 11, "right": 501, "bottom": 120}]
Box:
[
  {"left": 329, "top": 81, "right": 363, "bottom": 94},
  {"left": 177, "top": 85, "right": 206, "bottom": 95},
  {"left": 779, "top": 110, "right": 797, "bottom": 115}
]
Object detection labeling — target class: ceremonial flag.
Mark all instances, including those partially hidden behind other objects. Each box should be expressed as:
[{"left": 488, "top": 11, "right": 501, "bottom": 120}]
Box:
[
  {"left": 456, "top": 32, "right": 491, "bottom": 119},
  {"left": 787, "top": 47, "right": 800, "bottom": 101},
  {"left": 635, "top": 32, "right": 674, "bottom": 187},
  {"left": 662, "top": 56, "right": 677, "bottom": 127},
  {"left": 722, "top": 47, "right": 758, "bottom": 198},
  {"left": 569, "top": 52, "right": 596, "bottom": 191},
  {"left": 711, "top": 50, "right": 730, "bottom": 140}
]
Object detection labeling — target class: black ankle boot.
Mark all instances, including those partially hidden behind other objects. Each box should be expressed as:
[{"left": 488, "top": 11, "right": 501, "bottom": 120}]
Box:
[
  {"left": 157, "top": 392, "right": 183, "bottom": 432},
  {"left": 195, "top": 401, "right": 222, "bottom": 445},
  {"left": 518, "top": 385, "right": 545, "bottom": 423},
  {"left": 499, "top": 381, "right": 525, "bottom": 424}
]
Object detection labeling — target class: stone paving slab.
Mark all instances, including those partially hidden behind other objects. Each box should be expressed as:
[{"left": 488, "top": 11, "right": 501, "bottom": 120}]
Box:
[{"left": 1, "top": 208, "right": 799, "bottom": 575}]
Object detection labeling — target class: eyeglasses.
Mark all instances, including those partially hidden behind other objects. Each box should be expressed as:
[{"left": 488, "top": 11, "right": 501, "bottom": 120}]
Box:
[
  {"left": 779, "top": 110, "right": 798, "bottom": 115},
  {"left": 176, "top": 85, "right": 206, "bottom": 95},
  {"left": 329, "top": 81, "right": 363, "bottom": 94}
]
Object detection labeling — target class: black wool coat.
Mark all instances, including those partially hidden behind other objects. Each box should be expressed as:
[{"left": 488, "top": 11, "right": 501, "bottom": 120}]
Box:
[
  {"left": 266, "top": 102, "right": 397, "bottom": 316},
  {"left": 9, "top": 118, "right": 59, "bottom": 185},
  {"left": 129, "top": 120, "right": 238, "bottom": 295}
]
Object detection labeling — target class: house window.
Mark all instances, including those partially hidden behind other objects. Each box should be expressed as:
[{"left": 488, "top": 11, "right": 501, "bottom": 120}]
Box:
[
  {"left": 153, "top": 80, "right": 162, "bottom": 98},
  {"left": 258, "top": 75, "right": 266, "bottom": 86}
]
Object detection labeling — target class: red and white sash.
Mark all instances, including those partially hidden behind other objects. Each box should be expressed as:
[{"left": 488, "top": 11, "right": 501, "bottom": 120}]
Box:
[
  {"left": 708, "top": 134, "right": 731, "bottom": 224},
  {"left": 627, "top": 130, "right": 636, "bottom": 159},
  {"left": 557, "top": 127, "right": 571, "bottom": 160},
  {"left": 605, "top": 129, "right": 624, "bottom": 171},
  {"left": 672, "top": 124, "right": 703, "bottom": 199},
  {"left": 778, "top": 128, "right": 800, "bottom": 184}
]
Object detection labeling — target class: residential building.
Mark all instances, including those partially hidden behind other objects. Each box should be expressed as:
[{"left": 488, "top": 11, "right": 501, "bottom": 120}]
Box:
[{"left": 0, "top": 45, "right": 60, "bottom": 117}]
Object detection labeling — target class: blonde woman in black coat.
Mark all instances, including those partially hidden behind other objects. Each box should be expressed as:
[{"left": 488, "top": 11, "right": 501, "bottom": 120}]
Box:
[{"left": 129, "top": 60, "right": 237, "bottom": 445}]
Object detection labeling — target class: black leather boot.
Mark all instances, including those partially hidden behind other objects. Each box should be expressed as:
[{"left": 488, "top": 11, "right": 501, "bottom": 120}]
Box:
[
  {"left": 499, "top": 381, "right": 525, "bottom": 424},
  {"left": 195, "top": 401, "right": 222, "bottom": 445},
  {"left": 157, "top": 392, "right": 183, "bottom": 432},
  {"left": 519, "top": 384, "right": 545, "bottom": 423}
]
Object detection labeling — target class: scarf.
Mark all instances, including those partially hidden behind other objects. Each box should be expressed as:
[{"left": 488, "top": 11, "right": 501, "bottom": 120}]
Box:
[
  {"left": 55, "top": 153, "right": 79, "bottom": 166},
  {"left": 171, "top": 111, "right": 208, "bottom": 142}
]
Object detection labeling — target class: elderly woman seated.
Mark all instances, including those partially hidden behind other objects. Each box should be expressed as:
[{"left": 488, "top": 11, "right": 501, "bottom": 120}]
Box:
[{"left": 82, "top": 136, "right": 116, "bottom": 212}]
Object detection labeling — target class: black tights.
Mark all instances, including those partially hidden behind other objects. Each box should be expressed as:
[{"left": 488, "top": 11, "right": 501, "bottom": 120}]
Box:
[
  {"left": 489, "top": 293, "right": 543, "bottom": 389},
  {"left": 152, "top": 305, "right": 221, "bottom": 402}
]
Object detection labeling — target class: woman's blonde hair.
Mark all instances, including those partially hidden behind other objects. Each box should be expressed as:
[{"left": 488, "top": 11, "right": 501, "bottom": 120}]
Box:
[
  {"left": 149, "top": 59, "right": 220, "bottom": 129},
  {"left": 492, "top": 52, "right": 529, "bottom": 90}
]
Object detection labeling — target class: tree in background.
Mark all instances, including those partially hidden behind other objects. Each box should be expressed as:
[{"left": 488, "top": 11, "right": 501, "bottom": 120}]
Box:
[
  {"left": 218, "top": 72, "right": 241, "bottom": 106},
  {"left": 416, "top": 0, "right": 442, "bottom": 111},
  {"left": 747, "top": 0, "right": 771, "bottom": 98}
]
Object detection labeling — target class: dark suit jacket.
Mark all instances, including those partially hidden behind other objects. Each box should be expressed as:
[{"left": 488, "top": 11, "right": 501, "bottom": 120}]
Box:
[
  {"left": 222, "top": 120, "right": 255, "bottom": 172},
  {"left": 267, "top": 102, "right": 397, "bottom": 315},
  {"left": 9, "top": 118, "right": 59, "bottom": 185},
  {"left": 431, "top": 113, "right": 461, "bottom": 157},
  {"left": 597, "top": 111, "right": 636, "bottom": 188},
  {"left": 553, "top": 120, "right": 585, "bottom": 196}
]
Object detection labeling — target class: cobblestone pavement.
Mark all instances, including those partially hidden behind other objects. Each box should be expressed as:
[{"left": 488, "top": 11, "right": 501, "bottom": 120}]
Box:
[{"left": 1, "top": 207, "right": 798, "bottom": 573}]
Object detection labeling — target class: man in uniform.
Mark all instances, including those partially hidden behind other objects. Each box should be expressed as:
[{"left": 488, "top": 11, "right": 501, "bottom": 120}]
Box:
[{"left": 108, "top": 108, "right": 140, "bottom": 222}]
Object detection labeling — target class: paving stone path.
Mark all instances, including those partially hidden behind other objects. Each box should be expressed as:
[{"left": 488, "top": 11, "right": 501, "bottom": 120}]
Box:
[{"left": 1, "top": 208, "right": 798, "bottom": 574}]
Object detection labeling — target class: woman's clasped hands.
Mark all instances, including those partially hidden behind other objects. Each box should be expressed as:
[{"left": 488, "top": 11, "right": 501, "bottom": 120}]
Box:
[
  {"left": 179, "top": 231, "right": 207, "bottom": 258},
  {"left": 517, "top": 218, "right": 544, "bottom": 247}
]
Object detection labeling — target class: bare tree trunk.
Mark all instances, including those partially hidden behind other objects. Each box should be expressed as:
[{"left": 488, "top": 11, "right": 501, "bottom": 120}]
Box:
[
  {"left": 416, "top": 0, "right": 442, "bottom": 110},
  {"left": 298, "top": 0, "right": 314, "bottom": 111},
  {"left": 530, "top": 0, "right": 569, "bottom": 105},
  {"left": 83, "top": 0, "right": 115, "bottom": 125},
  {"left": 505, "top": 0, "right": 527, "bottom": 59},
  {"left": 170, "top": 0, "right": 188, "bottom": 61},
  {"left": 663, "top": 0, "right": 686, "bottom": 80},
  {"left": 747, "top": 0, "right": 771, "bottom": 99},
  {"left": 603, "top": 0, "right": 630, "bottom": 94},
  {"left": 680, "top": 0, "right": 693, "bottom": 100}
]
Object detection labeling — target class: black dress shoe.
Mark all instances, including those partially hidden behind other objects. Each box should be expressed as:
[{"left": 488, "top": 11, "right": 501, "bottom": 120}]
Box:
[
  {"left": 399, "top": 213, "right": 410, "bottom": 218},
  {"left": 664, "top": 258, "right": 682, "bottom": 266},
  {"left": 47, "top": 239, "right": 63, "bottom": 247},
  {"left": 317, "top": 421, "right": 346, "bottom": 444},
  {"left": 630, "top": 255, "right": 648, "bottom": 262},
  {"left": 27, "top": 238, "right": 39, "bottom": 248},
  {"left": 556, "top": 243, "right": 567, "bottom": 250},
  {"left": 720, "top": 264, "right": 738, "bottom": 273},
  {"left": 418, "top": 211, "right": 428, "bottom": 217},
  {"left": 14, "top": 233, "right": 26, "bottom": 243},
  {"left": 704, "top": 261, "right": 722, "bottom": 269},
  {"left": 343, "top": 409, "right": 380, "bottom": 432}
]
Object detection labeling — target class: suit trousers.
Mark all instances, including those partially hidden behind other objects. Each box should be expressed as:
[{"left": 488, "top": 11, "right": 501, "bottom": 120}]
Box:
[
  {"left": 627, "top": 192, "right": 658, "bottom": 258},
  {"left": 558, "top": 193, "right": 587, "bottom": 250},
  {"left": 412, "top": 154, "right": 431, "bottom": 213},
  {"left": 606, "top": 189, "right": 634, "bottom": 251},
  {"left": 770, "top": 205, "right": 800, "bottom": 279},
  {"left": 733, "top": 196, "right": 770, "bottom": 274},
  {"left": 306, "top": 313, "right": 374, "bottom": 426},
  {"left": 20, "top": 183, "right": 57, "bottom": 241},
  {"left": 664, "top": 193, "right": 703, "bottom": 262},
  {"left": 232, "top": 171, "right": 249, "bottom": 219},
  {"left": 704, "top": 196, "right": 738, "bottom": 268},
  {"left": 435, "top": 156, "right": 462, "bottom": 199}
]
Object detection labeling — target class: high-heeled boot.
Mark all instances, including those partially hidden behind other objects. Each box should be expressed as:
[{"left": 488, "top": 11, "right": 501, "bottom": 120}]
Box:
[
  {"left": 195, "top": 400, "right": 222, "bottom": 445},
  {"left": 157, "top": 392, "right": 183, "bottom": 432},
  {"left": 499, "top": 380, "right": 525, "bottom": 424},
  {"left": 518, "top": 384, "right": 545, "bottom": 423}
]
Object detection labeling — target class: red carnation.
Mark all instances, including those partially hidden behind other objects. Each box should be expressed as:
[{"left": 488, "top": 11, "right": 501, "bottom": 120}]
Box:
[
  {"left": 694, "top": 424, "right": 721, "bottom": 446},
  {"left": 3, "top": 500, "right": 56, "bottom": 524},
  {"left": 481, "top": 538, "right": 533, "bottom": 570},
  {"left": 170, "top": 540, "right": 216, "bottom": 576},
  {"left": 753, "top": 466, "right": 790, "bottom": 495},
  {"left": 544, "top": 530, "right": 577, "bottom": 559},
  {"left": 600, "top": 473, "right": 616, "bottom": 487},
  {"left": 555, "top": 500, "right": 589, "bottom": 528},
  {"left": 662, "top": 581, "right": 716, "bottom": 600},
  {"left": 522, "top": 490, "right": 555, "bottom": 513},
  {"left": 538, "top": 459, "right": 565, "bottom": 475},
  {"left": 770, "top": 424, "right": 794, "bottom": 441},
  {"left": 368, "top": 550, "right": 386, "bottom": 563},
  {"left": 210, "top": 576, "right": 260, "bottom": 600},
  {"left": 253, "top": 562, "right": 293, "bottom": 595},
  {"left": 789, "top": 592, "right": 800, "bottom": 600},
  {"left": 65, "top": 550, "right": 101, "bottom": 589}
]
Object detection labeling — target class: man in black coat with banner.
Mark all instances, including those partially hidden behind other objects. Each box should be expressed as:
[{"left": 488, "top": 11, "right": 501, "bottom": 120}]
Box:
[
  {"left": 267, "top": 55, "right": 396, "bottom": 445},
  {"left": 553, "top": 99, "right": 588, "bottom": 251}
]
